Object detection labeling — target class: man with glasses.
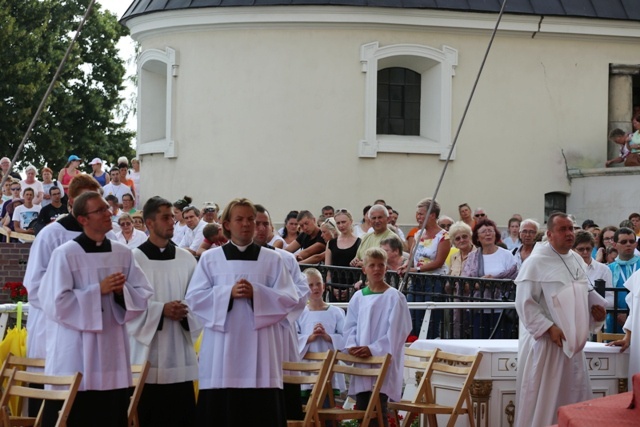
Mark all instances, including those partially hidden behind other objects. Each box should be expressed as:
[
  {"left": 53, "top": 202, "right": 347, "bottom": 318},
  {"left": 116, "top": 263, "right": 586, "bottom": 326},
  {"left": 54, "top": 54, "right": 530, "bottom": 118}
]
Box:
[
  {"left": 22, "top": 175, "right": 103, "bottom": 415},
  {"left": 39, "top": 191, "right": 152, "bottom": 426},
  {"left": 473, "top": 207, "right": 488, "bottom": 220},
  {"left": 607, "top": 227, "right": 640, "bottom": 332}
]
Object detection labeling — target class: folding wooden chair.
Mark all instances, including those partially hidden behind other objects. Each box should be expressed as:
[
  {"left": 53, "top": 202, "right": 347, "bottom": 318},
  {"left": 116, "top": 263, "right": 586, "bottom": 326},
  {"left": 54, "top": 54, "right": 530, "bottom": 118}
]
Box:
[
  {"left": 127, "top": 361, "right": 150, "bottom": 427},
  {"left": 302, "top": 350, "right": 338, "bottom": 408},
  {"left": 0, "top": 368, "right": 82, "bottom": 427},
  {"left": 316, "top": 352, "right": 391, "bottom": 427},
  {"left": 388, "top": 347, "right": 439, "bottom": 426},
  {"left": 284, "top": 350, "right": 334, "bottom": 427},
  {"left": 0, "top": 355, "right": 46, "bottom": 415},
  {"left": 388, "top": 351, "right": 483, "bottom": 427},
  {"left": 596, "top": 331, "right": 625, "bottom": 343}
]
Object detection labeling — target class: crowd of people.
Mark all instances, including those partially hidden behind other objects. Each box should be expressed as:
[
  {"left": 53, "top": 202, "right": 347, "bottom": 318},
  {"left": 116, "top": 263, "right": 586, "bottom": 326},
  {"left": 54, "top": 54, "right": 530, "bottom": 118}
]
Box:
[{"left": 4, "top": 151, "right": 640, "bottom": 426}]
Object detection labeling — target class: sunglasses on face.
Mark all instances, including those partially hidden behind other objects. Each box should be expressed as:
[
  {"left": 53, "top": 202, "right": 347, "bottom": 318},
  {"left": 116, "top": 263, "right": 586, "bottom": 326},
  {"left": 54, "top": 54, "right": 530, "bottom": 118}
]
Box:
[{"left": 474, "top": 213, "right": 486, "bottom": 218}]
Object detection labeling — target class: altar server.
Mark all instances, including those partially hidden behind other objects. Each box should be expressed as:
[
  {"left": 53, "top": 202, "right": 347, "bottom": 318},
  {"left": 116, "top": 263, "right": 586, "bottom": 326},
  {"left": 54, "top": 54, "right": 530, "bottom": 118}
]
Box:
[
  {"left": 39, "top": 191, "right": 153, "bottom": 427},
  {"left": 608, "top": 268, "right": 640, "bottom": 389},
  {"left": 515, "top": 212, "right": 606, "bottom": 427},
  {"left": 185, "top": 198, "right": 300, "bottom": 427},
  {"left": 344, "top": 247, "right": 412, "bottom": 421},
  {"left": 297, "top": 268, "right": 346, "bottom": 393},
  {"left": 127, "top": 196, "right": 201, "bottom": 426},
  {"left": 23, "top": 175, "right": 103, "bottom": 369}
]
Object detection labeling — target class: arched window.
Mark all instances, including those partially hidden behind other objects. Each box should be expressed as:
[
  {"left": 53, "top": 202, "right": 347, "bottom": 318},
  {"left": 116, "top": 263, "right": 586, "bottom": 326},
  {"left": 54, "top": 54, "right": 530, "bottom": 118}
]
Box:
[
  {"left": 137, "top": 47, "right": 177, "bottom": 158},
  {"left": 359, "top": 42, "right": 458, "bottom": 158},
  {"left": 545, "top": 192, "right": 567, "bottom": 223}
]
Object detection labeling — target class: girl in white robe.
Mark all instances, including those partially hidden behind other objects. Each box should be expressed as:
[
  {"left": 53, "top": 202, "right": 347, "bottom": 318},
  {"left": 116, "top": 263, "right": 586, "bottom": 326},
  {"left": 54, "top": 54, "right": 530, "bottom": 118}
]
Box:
[{"left": 297, "top": 268, "right": 346, "bottom": 393}]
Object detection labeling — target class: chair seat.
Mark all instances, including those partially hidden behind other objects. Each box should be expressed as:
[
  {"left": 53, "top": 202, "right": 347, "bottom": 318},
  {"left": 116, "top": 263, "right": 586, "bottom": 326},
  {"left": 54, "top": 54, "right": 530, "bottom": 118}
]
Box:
[
  {"left": 389, "top": 401, "right": 471, "bottom": 414},
  {"left": 317, "top": 408, "right": 378, "bottom": 420}
]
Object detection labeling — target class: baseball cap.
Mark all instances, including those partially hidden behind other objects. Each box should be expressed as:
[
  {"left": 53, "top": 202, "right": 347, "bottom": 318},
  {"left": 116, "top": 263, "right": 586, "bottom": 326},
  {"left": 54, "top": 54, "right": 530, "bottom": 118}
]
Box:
[
  {"left": 89, "top": 158, "right": 102, "bottom": 166},
  {"left": 68, "top": 155, "right": 81, "bottom": 162}
]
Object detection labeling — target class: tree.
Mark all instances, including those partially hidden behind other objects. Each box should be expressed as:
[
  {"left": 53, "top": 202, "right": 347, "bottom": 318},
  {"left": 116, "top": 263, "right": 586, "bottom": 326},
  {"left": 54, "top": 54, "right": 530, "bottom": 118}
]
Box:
[{"left": 0, "top": 0, "right": 135, "bottom": 174}]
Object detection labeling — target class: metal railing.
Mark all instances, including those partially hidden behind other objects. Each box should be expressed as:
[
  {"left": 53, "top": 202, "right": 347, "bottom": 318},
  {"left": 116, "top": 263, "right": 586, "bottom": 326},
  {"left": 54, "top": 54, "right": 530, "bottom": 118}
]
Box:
[{"left": 300, "top": 265, "right": 518, "bottom": 340}]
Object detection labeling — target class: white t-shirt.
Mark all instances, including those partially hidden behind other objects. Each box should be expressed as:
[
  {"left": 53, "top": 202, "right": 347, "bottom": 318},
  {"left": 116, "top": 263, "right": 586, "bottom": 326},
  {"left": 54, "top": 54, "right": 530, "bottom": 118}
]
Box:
[
  {"left": 102, "top": 183, "right": 132, "bottom": 203},
  {"left": 483, "top": 247, "right": 517, "bottom": 277},
  {"left": 12, "top": 204, "right": 42, "bottom": 230}
]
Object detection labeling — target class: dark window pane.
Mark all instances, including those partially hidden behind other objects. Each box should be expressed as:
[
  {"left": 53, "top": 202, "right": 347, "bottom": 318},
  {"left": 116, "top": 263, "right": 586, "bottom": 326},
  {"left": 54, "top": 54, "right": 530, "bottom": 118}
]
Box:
[
  {"left": 405, "top": 102, "right": 420, "bottom": 120},
  {"left": 378, "top": 68, "right": 390, "bottom": 84},
  {"left": 406, "top": 120, "right": 420, "bottom": 136},
  {"left": 376, "top": 67, "right": 422, "bottom": 136},
  {"left": 377, "top": 101, "right": 389, "bottom": 117},
  {"left": 389, "top": 119, "right": 404, "bottom": 134},
  {"left": 389, "top": 85, "right": 403, "bottom": 102},
  {"left": 406, "top": 85, "right": 421, "bottom": 102},
  {"left": 406, "top": 69, "right": 421, "bottom": 85},
  {"left": 390, "top": 102, "right": 403, "bottom": 118},
  {"left": 390, "top": 68, "right": 405, "bottom": 84},
  {"left": 377, "top": 84, "right": 389, "bottom": 101}
]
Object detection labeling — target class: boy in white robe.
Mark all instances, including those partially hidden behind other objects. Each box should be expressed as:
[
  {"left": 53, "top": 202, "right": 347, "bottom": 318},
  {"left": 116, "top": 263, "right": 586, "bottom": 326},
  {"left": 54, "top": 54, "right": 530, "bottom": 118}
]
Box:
[
  {"left": 344, "top": 247, "right": 412, "bottom": 427},
  {"left": 39, "top": 191, "right": 153, "bottom": 427},
  {"left": 127, "top": 196, "right": 202, "bottom": 426},
  {"left": 185, "top": 198, "right": 300, "bottom": 427},
  {"left": 515, "top": 213, "right": 606, "bottom": 427}
]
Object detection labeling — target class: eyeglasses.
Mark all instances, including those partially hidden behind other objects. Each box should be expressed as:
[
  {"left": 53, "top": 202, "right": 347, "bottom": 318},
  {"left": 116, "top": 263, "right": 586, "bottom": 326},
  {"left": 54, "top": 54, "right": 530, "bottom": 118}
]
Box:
[
  {"left": 520, "top": 230, "right": 536, "bottom": 235},
  {"left": 10, "top": 187, "right": 20, "bottom": 191},
  {"left": 617, "top": 239, "right": 635, "bottom": 245},
  {"left": 603, "top": 237, "right": 614, "bottom": 242},
  {"left": 474, "top": 213, "right": 486, "bottom": 218},
  {"left": 574, "top": 246, "right": 592, "bottom": 253},
  {"left": 454, "top": 234, "right": 470, "bottom": 242},
  {"left": 119, "top": 221, "right": 132, "bottom": 226},
  {"left": 82, "top": 206, "right": 110, "bottom": 216},
  {"left": 440, "top": 223, "right": 452, "bottom": 229}
]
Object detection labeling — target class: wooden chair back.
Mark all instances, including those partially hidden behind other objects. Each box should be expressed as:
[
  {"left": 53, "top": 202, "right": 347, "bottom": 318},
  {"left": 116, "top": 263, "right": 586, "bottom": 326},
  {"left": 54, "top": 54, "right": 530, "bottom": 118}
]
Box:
[
  {"left": 127, "top": 361, "right": 150, "bottom": 427},
  {"left": 389, "top": 350, "right": 483, "bottom": 427},
  {"left": 0, "top": 368, "right": 82, "bottom": 427},
  {"left": 0, "top": 355, "right": 46, "bottom": 415},
  {"left": 317, "top": 352, "right": 391, "bottom": 427},
  {"left": 596, "top": 331, "right": 625, "bottom": 343},
  {"left": 283, "top": 350, "right": 334, "bottom": 427}
]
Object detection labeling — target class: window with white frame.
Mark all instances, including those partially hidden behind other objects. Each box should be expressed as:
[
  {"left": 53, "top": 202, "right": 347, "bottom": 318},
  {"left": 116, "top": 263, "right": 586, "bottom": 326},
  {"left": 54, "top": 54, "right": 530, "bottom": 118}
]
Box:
[
  {"left": 359, "top": 42, "right": 458, "bottom": 159},
  {"left": 137, "top": 47, "right": 177, "bottom": 158}
]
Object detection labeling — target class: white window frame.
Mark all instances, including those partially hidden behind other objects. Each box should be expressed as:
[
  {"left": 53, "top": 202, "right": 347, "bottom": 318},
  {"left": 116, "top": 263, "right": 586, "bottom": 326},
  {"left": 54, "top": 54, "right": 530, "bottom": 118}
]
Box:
[
  {"left": 137, "top": 47, "right": 177, "bottom": 158},
  {"left": 359, "top": 42, "right": 458, "bottom": 159}
]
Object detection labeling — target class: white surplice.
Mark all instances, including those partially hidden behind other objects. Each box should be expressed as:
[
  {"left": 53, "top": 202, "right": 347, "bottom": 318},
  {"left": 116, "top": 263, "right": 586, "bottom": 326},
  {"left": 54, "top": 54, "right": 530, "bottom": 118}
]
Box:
[
  {"left": 23, "top": 217, "right": 83, "bottom": 366},
  {"left": 515, "top": 242, "right": 605, "bottom": 427},
  {"left": 185, "top": 243, "right": 299, "bottom": 390},
  {"left": 127, "top": 243, "right": 202, "bottom": 384},
  {"left": 623, "top": 270, "right": 640, "bottom": 389},
  {"left": 343, "top": 287, "right": 412, "bottom": 402},
  {"left": 297, "top": 305, "right": 346, "bottom": 391},
  {"left": 39, "top": 237, "right": 153, "bottom": 391}
]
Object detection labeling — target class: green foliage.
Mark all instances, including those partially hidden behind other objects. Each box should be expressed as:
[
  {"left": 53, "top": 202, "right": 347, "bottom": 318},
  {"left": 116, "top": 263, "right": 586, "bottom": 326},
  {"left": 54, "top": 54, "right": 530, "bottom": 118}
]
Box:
[{"left": 0, "top": 0, "right": 135, "bottom": 173}]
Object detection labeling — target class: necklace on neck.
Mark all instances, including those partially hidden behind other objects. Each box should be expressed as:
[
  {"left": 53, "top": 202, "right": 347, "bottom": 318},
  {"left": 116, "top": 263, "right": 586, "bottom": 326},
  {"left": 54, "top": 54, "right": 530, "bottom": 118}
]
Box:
[{"left": 549, "top": 245, "right": 581, "bottom": 281}]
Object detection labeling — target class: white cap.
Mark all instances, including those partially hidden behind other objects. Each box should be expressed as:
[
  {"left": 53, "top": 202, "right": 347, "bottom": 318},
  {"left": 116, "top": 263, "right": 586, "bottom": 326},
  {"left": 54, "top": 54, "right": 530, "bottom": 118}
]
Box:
[{"left": 89, "top": 158, "right": 102, "bottom": 165}]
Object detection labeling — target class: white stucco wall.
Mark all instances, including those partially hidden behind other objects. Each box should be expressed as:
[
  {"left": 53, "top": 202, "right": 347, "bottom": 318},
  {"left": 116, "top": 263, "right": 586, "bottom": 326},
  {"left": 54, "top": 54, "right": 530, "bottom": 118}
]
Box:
[{"left": 126, "top": 7, "right": 640, "bottom": 227}]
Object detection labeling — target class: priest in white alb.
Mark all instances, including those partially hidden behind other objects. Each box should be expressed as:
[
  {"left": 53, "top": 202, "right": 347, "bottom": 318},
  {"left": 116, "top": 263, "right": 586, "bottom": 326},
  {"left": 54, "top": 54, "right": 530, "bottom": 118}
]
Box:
[
  {"left": 185, "top": 198, "right": 300, "bottom": 427},
  {"left": 515, "top": 212, "right": 606, "bottom": 427},
  {"left": 127, "top": 196, "right": 202, "bottom": 426},
  {"left": 39, "top": 191, "right": 153, "bottom": 427}
]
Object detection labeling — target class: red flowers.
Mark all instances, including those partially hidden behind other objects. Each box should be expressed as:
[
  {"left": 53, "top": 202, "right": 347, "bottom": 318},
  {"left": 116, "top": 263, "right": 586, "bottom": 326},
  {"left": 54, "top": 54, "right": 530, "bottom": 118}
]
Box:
[{"left": 3, "top": 282, "right": 28, "bottom": 303}]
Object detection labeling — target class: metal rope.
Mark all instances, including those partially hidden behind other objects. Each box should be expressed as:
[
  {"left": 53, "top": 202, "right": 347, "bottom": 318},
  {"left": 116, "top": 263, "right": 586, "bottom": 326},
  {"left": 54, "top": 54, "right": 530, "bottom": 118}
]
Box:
[
  {"left": 0, "top": 0, "right": 98, "bottom": 188},
  {"left": 398, "top": 0, "right": 509, "bottom": 293}
]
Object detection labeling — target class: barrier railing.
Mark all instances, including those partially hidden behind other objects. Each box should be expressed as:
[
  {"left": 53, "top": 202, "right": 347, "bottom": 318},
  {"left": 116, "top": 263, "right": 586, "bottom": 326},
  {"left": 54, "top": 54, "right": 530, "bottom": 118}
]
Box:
[{"left": 300, "top": 265, "right": 517, "bottom": 340}]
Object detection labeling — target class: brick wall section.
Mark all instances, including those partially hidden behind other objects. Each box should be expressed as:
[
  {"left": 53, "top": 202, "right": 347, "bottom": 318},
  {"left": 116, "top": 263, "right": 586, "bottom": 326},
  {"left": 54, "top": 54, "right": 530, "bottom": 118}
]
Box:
[{"left": 0, "top": 242, "right": 31, "bottom": 303}]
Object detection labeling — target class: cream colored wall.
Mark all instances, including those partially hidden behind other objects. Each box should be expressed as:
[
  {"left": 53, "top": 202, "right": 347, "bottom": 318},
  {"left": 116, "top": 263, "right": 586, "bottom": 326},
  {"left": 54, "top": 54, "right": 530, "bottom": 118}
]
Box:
[{"left": 131, "top": 11, "right": 640, "bottom": 227}]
